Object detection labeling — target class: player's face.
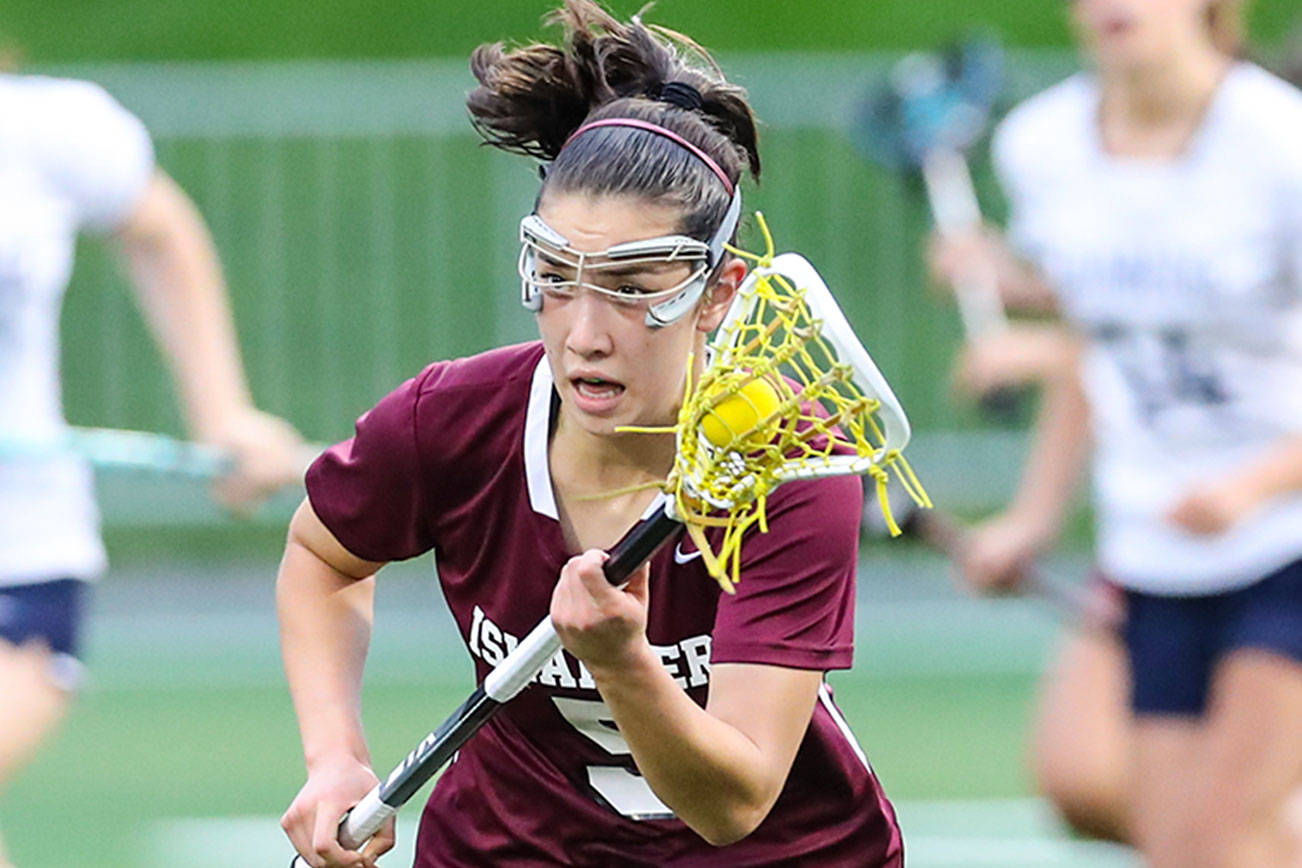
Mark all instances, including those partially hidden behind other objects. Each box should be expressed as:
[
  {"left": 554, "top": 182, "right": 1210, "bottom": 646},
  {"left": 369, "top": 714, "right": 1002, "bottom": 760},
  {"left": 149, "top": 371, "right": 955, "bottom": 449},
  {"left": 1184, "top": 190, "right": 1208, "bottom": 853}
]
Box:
[
  {"left": 1070, "top": 0, "right": 1215, "bottom": 70},
  {"left": 532, "top": 192, "right": 734, "bottom": 436}
]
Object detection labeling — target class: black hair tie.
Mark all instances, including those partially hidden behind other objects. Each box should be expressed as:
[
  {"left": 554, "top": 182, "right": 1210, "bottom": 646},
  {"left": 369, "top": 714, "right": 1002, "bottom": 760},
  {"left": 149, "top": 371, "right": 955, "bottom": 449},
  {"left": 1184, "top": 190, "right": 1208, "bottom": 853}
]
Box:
[{"left": 653, "top": 81, "right": 704, "bottom": 112}]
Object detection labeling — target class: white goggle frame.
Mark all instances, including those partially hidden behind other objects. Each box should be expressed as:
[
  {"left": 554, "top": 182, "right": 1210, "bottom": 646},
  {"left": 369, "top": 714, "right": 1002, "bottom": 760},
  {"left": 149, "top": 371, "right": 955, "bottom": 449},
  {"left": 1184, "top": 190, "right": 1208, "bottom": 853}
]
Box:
[{"left": 519, "top": 185, "right": 742, "bottom": 328}]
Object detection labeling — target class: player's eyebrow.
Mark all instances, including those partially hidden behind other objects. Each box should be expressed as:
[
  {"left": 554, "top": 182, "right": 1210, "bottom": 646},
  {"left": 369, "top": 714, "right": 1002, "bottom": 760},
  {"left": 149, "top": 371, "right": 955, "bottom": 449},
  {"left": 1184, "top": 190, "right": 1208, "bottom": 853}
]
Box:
[
  {"left": 597, "top": 261, "right": 686, "bottom": 278},
  {"left": 536, "top": 250, "right": 687, "bottom": 279}
]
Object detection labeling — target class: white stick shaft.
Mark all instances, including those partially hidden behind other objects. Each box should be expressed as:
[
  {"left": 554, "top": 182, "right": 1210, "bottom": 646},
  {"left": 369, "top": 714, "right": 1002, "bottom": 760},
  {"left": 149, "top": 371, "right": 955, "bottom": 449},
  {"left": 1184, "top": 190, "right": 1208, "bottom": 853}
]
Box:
[
  {"left": 483, "top": 616, "right": 564, "bottom": 702},
  {"left": 921, "top": 150, "right": 1008, "bottom": 339}
]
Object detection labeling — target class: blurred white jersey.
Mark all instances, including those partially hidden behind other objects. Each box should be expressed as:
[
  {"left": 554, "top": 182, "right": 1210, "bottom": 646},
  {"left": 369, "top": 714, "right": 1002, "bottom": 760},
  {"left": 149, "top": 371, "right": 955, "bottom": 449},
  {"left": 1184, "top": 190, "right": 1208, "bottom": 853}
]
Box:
[
  {"left": 995, "top": 63, "right": 1302, "bottom": 595},
  {"left": 0, "top": 75, "right": 154, "bottom": 585}
]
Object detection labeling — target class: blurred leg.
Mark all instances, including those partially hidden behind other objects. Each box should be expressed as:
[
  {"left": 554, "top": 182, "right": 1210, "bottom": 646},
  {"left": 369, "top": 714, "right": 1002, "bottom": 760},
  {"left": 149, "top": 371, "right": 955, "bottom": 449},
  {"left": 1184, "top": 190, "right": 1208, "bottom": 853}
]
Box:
[
  {"left": 1030, "top": 626, "right": 1131, "bottom": 841},
  {"left": 1180, "top": 650, "right": 1302, "bottom": 868},
  {"left": 0, "top": 639, "right": 74, "bottom": 868},
  {"left": 1130, "top": 716, "right": 1204, "bottom": 867}
]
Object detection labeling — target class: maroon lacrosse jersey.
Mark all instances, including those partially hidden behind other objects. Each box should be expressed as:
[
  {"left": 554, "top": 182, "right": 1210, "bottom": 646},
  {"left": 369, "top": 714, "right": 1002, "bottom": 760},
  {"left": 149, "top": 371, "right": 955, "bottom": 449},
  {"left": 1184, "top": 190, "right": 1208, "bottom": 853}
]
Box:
[{"left": 307, "top": 342, "right": 903, "bottom": 867}]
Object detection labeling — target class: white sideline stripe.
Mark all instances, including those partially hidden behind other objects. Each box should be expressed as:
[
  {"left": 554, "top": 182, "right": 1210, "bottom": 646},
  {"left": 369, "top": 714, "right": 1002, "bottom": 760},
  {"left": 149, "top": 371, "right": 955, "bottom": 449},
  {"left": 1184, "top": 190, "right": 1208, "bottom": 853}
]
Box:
[
  {"left": 146, "top": 799, "right": 1137, "bottom": 868},
  {"left": 83, "top": 593, "right": 1061, "bottom": 691},
  {"left": 145, "top": 814, "right": 418, "bottom": 868},
  {"left": 904, "top": 837, "right": 1136, "bottom": 866}
]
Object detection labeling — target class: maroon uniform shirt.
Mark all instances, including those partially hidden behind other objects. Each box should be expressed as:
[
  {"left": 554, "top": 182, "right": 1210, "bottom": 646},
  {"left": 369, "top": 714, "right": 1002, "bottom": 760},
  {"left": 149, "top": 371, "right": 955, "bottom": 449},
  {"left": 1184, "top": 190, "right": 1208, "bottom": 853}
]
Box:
[{"left": 307, "top": 342, "right": 903, "bottom": 867}]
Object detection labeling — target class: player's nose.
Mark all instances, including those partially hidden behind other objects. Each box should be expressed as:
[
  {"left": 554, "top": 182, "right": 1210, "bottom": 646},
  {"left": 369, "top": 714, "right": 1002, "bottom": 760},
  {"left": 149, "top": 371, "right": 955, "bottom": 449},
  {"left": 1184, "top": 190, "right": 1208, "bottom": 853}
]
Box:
[{"left": 564, "top": 290, "right": 615, "bottom": 358}]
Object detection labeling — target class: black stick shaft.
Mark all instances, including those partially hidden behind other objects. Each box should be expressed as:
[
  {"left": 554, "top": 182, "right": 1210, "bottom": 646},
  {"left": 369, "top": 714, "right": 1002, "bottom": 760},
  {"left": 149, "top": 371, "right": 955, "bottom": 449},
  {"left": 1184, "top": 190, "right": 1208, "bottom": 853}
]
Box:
[
  {"left": 375, "top": 507, "right": 681, "bottom": 807},
  {"left": 289, "top": 504, "right": 683, "bottom": 865},
  {"left": 603, "top": 504, "right": 683, "bottom": 583}
]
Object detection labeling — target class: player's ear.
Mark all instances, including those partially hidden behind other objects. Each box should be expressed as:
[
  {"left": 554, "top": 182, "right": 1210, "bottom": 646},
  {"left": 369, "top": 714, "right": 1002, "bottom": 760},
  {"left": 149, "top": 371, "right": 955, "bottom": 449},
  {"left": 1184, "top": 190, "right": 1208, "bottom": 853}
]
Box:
[{"left": 696, "top": 258, "right": 746, "bottom": 333}]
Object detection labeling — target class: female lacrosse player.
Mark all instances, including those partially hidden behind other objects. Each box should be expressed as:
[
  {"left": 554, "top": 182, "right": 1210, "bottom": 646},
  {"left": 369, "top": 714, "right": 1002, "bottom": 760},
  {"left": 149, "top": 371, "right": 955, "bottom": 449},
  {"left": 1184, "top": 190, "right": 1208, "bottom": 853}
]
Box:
[
  {"left": 931, "top": 0, "right": 1302, "bottom": 863},
  {"left": 278, "top": 3, "right": 902, "bottom": 867},
  {"left": 0, "top": 70, "right": 305, "bottom": 866}
]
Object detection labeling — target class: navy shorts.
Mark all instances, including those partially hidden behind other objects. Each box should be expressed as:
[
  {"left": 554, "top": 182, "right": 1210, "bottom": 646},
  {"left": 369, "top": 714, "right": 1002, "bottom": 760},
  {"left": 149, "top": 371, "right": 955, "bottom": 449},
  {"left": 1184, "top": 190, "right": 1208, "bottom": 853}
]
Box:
[
  {"left": 0, "top": 578, "right": 90, "bottom": 689},
  {"left": 1123, "top": 558, "right": 1302, "bottom": 717}
]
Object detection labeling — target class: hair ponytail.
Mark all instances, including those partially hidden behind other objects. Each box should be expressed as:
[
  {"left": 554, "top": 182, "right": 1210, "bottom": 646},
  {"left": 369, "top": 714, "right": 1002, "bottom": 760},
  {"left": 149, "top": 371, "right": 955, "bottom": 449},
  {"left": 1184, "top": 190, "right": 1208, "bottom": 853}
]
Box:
[
  {"left": 467, "top": 0, "right": 761, "bottom": 243},
  {"left": 1206, "top": 0, "right": 1248, "bottom": 58}
]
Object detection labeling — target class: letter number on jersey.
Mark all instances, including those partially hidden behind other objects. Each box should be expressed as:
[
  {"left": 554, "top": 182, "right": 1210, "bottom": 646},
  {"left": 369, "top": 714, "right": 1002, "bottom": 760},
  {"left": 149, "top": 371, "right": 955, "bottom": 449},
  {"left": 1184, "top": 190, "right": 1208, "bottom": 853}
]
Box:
[{"left": 551, "top": 697, "right": 676, "bottom": 821}]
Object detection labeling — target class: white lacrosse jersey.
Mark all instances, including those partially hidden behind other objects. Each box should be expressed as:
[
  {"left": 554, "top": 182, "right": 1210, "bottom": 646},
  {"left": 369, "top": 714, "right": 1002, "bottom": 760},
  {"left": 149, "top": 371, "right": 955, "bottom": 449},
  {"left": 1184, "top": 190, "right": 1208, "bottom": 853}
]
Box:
[
  {"left": 0, "top": 75, "right": 155, "bottom": 585},
  {"left": 994, "top": 63, "right": 1302, "bottom": 595}
]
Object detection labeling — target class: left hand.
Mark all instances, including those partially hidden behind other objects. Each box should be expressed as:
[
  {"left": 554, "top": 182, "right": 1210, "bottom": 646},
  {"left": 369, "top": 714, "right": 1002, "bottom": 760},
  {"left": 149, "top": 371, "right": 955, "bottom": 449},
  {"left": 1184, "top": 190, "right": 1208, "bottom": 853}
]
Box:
[
  {"left": 549, "top": 550, "right": 651, "bottom": 672},
  {"left": 1166, "top": 478, "right": 1260, "bottom": 536},
  {"left": 952, "top": 325, "right": 1078, "bottom": 400},
  {"left": 203, "top": 407, "right": 310, "bottom": 513}
]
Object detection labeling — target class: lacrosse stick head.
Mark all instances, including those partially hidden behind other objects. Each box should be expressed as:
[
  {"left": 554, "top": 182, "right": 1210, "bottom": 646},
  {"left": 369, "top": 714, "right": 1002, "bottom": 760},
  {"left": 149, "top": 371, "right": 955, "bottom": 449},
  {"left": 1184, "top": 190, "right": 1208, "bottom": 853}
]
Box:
[
  {"left": 853, "top": 35, "right": 1005, "bottom": 170},
  {"left": 645, "top": 213, "right": 930, "bottom": 591}
]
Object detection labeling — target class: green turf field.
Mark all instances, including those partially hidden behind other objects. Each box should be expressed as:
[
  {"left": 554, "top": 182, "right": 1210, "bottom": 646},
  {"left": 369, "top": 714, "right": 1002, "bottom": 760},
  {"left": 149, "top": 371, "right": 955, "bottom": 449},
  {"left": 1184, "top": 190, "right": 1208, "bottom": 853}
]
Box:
[
  {"left": 3, "top": 2, "right": 1295, "bottom": 865},
  {"left": 4, "top": 0, "right": 1298, "bottom": 62},
  {"left": 1, "top": 549, "right": 1138, "bottom": 868}
]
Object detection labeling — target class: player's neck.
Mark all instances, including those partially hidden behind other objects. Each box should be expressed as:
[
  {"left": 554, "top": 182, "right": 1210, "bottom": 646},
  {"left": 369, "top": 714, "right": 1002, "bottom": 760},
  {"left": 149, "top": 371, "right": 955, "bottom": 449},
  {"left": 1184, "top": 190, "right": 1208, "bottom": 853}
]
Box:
[
  {"left": 550, "top": 415, "right": 676, "bottom": 492},
  {"left": 1099, "top": 46, "right": 1230, "bottom": 142}
]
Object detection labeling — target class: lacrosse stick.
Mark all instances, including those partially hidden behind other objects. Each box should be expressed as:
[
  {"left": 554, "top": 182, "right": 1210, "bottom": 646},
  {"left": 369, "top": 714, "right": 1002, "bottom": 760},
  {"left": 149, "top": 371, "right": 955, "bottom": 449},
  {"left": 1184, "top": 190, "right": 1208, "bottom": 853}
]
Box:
[
  {"left": 288, "top": 213, "right": 931, "bottom": 865},
  {"left": 861, "top": 478, "right": 1093, "bottom": 623},
  {"left": 854, "top": 37, "right": 1025, "bottom": 419},
  {"left": 0, "top": 426, "right": 319, "bottom": 480}
]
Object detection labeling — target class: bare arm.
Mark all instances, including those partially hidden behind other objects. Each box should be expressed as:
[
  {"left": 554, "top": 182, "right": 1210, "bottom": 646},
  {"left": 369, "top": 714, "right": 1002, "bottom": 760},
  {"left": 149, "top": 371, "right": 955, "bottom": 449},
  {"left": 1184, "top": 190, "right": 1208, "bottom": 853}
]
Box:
[
  {"left": 927, "top": 226, "right": 1059, "bottom": 314},
  {"left": 114, "top": 169, "right": 304, "bottom": 506},
  {"left": 1005, "top": 336, "right": 1092, "bottom": 535},
  {"left": 961, "top": 336, "right": 1093, "bottom": 592},
  {"left": 551, "top": 553, "right": 822, "bottom": 846},
  {"left": 1167, "top": 434, "right": 1302, "bottom": 535},
  {"left": 277, "top": 500, "right": 394, "bottom": 867}
]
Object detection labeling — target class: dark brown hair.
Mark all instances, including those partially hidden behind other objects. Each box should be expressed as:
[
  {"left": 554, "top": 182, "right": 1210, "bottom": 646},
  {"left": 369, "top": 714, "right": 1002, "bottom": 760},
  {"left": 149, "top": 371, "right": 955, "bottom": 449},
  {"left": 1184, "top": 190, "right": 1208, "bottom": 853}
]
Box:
[
  {"left": 1207, "top": 0, "right": 1248, "bottom": 57},
  {"left": 466, "top": 0, "right": 760, "bottom": 242}
]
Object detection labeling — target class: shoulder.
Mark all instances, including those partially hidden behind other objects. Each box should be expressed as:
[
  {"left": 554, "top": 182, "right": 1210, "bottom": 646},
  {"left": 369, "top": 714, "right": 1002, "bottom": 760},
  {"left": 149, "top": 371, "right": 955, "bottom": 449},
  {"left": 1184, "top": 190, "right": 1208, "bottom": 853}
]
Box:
[
  {"left": 995, "top": 73, "right": 1095, "bottom": 155},
  {"left": 993, "top": 73, "right": 1095, "bottom": 186},
  {"left": 415, "top": 341, "right": 546, "bottom": 398},
  {"left": 410, "top": 342, "right": 545, "bottom": 429},
  {"left": 1, "top": 74, "right": 145, "bottom": 144},
  {"left": 1214, "top": 64, "right": 1302, "bottom": 173},
  {"left": 306, "top": 343, "right": 547, "bottom": 562},
  {"left": 408, "top": 341, "right": 547, "bottom": 466},
  {"left": 2, "top": 75, "right": 154, "bottom": 232}
]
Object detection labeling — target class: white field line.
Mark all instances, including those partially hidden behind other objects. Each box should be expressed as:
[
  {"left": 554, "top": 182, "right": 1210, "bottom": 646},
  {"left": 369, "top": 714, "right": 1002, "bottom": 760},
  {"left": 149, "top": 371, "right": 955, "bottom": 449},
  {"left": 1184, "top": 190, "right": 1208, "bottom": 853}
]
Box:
[
  {"left": 145, "top": 799, "right": 1136, "bottom": 868},
  {"left": 84, "top": 595, "right": 1061, "bottom": 692}
]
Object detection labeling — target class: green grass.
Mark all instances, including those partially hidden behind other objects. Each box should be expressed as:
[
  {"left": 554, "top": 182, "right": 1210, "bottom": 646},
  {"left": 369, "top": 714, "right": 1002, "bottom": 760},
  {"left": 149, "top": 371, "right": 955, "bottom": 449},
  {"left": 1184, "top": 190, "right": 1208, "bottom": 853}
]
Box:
[
  {"left": 0, "top": 671, "right": 1039, "bottom": 867},
  {"left": 4, "top": 0, "right": 1297, "bottom": 64}
]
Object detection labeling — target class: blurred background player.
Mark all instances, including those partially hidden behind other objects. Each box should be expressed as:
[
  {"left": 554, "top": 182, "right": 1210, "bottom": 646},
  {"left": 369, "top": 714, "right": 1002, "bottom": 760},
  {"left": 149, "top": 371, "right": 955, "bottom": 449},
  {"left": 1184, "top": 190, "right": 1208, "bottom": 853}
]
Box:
[
  {"left": 930, "top": 0, "right": 1302, "bottom": 864},
  {"left": 0, "top": 66, "right": 306, "bottom": 866},
  {"left": 278, "top": 2, "right": 903, "bottom": 866}
]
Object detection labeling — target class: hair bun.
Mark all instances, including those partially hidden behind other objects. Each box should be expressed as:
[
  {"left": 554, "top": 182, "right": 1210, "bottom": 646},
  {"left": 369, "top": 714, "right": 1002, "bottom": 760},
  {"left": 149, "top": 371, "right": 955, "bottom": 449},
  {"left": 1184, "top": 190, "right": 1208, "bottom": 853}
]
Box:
[{"left": 652, "top": 81, "right": 704, "bottom": 111}]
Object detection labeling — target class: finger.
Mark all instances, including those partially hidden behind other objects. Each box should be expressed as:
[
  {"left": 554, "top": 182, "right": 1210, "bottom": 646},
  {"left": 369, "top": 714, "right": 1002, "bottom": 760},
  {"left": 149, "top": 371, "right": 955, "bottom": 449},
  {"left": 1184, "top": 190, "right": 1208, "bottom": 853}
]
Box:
[
  {"left": 310, "top": 802, "right": 360, "bottom": 867},
  {"left": 282, "top": 807, "right": 318, "bottom": 867},
  {"left": 362, "top": 817, "right": 397, "bottom": 865},
  {"left": 570, "top": 549, "right": 614, "bottom": 599},
  {"left": 624, "top": 562, "right": 650, "bottom": 605}
]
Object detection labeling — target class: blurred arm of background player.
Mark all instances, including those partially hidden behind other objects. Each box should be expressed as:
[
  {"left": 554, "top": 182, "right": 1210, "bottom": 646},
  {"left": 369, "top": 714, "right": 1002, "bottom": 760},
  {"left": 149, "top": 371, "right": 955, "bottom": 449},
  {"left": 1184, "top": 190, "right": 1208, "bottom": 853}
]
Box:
[
  {"left": 114, "top": 168, "right": 306, "bottom": 510},
  {"left": 953, "top": 325, "right": 1092, "bottom": 595},
  {"left": 927, "top": 224, "right": 1058, "bottom": 314},
  {"left": 1167, "top": 434, "right": 1302, "bottom": 536}
]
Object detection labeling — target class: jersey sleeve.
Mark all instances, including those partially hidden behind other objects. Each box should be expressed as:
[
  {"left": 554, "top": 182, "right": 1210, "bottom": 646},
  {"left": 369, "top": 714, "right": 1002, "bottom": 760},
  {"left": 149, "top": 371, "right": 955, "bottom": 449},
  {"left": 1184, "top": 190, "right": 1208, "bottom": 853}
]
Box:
[
  {"left": 37, "top": 80, "right": 156, "bottom": 234},
  {"left": 1281, "top": 128, "right": 1302, "bottom": 301},
  {"left": 709, "top": 474, "right": 863, "bottom": 671},
  {"left": 306, "top": 367, "right": 440, "bottom": 563}
]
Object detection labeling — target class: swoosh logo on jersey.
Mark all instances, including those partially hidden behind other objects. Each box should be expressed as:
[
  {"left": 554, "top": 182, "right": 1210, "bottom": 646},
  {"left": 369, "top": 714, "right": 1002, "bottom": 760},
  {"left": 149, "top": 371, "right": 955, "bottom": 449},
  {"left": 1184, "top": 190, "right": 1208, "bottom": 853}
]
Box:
[{"left": 673, "top": 542, "right": 703, "bottom": 564}]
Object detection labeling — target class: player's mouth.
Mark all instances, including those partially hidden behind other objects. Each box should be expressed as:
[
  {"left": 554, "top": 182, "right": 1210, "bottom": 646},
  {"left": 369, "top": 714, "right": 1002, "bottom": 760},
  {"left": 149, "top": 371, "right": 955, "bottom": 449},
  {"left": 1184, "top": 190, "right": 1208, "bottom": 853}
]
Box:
[{"left": 570, "top": 374, "right": 627, "bottom": 415}]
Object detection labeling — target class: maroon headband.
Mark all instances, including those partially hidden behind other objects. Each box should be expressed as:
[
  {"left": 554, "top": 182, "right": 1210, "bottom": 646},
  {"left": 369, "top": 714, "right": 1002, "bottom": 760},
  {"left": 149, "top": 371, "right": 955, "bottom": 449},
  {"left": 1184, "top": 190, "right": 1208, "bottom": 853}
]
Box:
[{"left": 559, "top": 118, "right": 735, "bottom": 195}]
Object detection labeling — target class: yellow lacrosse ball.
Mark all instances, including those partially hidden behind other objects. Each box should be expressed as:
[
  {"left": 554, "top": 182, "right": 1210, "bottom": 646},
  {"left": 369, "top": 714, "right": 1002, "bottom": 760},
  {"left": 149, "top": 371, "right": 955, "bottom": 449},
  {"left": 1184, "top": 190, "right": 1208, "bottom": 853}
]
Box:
[{"left": 700, "top": 377, "right": 783, "bottom": 448}]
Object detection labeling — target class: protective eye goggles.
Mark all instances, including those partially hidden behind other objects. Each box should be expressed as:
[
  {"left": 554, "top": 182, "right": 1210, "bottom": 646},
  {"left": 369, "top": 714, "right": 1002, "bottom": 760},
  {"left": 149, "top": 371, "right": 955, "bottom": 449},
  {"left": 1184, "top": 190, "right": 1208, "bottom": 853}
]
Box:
[{"left": 519, "top": 185, "right": 743, "bottom": 328}]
